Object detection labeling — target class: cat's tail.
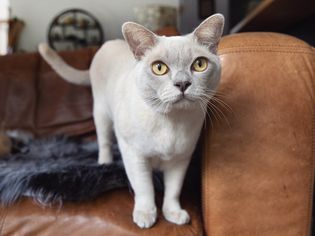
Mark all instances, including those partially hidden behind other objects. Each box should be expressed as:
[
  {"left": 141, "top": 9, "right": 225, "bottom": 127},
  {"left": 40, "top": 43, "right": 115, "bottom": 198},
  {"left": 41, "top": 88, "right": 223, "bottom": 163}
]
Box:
[{"left": 38, "top": 43, "right": 91, "bottom": 86}]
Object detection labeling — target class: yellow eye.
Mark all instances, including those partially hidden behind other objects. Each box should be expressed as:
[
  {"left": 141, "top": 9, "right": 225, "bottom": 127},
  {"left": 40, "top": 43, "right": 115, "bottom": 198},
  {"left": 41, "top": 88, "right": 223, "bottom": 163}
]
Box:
[
  {"left": 151, "top": 61, "right": 168, "bottom": 75},
  {"left": 192, "top": 57, "right": 208, "bottom": 72}
]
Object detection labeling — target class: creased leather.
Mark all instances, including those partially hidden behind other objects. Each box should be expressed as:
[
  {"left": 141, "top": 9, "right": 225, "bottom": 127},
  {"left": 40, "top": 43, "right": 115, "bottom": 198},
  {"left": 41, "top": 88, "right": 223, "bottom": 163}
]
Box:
[
  {"left": 0, "top": 189, "right": 203, "bottom": 236},
  {"left": 202, "top": 32, "right": 315, "bottom": 236},
  {"left": 0, "top": 47, "right": 97, "bottom": 137}
]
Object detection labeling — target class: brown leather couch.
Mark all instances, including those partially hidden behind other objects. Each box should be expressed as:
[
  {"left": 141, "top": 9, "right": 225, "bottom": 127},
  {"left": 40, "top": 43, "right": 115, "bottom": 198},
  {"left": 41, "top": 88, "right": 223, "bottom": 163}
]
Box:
[{"left": 0, "top": 32, "right": 314, "bottom": 236}]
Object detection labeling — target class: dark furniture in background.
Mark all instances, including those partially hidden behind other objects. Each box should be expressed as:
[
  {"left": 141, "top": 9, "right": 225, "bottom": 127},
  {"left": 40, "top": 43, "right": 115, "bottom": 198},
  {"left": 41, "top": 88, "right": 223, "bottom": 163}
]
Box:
[
  {"left": 206, "top": 0, "right": 315, "bottom": 45},
  {"left": 227, "top": 0, "right": 315, "bottom": 46}
]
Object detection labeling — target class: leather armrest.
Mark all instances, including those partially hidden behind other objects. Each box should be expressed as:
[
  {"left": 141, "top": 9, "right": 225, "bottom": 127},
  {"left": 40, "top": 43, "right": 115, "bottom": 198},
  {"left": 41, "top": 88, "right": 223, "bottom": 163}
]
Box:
[{"left": 202, "top": 32, "right": 315, "bottom": 236}]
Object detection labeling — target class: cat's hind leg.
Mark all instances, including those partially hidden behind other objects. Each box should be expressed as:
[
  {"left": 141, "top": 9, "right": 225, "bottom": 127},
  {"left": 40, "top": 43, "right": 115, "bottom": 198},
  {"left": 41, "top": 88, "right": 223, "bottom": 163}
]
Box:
[{"left": 94, "top": 104, "right": 113, "bottom": 165}]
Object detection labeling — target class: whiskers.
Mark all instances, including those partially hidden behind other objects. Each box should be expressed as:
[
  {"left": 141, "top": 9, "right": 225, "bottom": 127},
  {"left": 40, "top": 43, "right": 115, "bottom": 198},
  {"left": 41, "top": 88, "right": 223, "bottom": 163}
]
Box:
[
  {"left": 145, "top": 88, "right": 178, "bottom": 114},
  {"left": 145, "top": 95, "right": 168, "bottom": 114},
  {"left": 193, "top": 87, "right": 233, "bottom": 129},
  {"left": 143, "top": 87, "right": 233, "bottom": 122}
]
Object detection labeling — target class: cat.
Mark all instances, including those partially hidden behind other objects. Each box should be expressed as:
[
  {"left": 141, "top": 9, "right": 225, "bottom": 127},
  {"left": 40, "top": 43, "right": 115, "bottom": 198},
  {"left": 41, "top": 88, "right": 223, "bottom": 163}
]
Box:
[{"left": 38, "top": 13, "right": 224, "bottom": 228}]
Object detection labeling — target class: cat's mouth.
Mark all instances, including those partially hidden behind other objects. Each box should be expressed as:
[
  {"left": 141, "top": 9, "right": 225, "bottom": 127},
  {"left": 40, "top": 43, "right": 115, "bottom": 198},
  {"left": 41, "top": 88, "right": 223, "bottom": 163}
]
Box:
[
  {"left": 145, "top": 93, "right": 198, "bottom": 113},
  {"left": 169, "top": 94, "right": 195, "bottom": 104},
  {"left": 164, "top": 94, "right": 198, "bottom": 109}
]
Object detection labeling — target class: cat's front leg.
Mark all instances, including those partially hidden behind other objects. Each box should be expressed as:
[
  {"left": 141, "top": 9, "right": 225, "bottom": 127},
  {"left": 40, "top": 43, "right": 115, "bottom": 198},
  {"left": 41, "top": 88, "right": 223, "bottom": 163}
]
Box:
[
  {"left": 119, "top": 140, "right": 157, "bottom": 228},
  {"left": 162, "top": 157, "right": 191, "bottom": 225}
]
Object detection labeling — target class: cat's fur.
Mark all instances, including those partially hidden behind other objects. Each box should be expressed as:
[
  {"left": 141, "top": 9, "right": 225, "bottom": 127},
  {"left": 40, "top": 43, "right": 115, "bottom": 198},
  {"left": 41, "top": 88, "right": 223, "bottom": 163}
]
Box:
[{"left": 39, "top": 13, "right": 224, "bottom": 228}]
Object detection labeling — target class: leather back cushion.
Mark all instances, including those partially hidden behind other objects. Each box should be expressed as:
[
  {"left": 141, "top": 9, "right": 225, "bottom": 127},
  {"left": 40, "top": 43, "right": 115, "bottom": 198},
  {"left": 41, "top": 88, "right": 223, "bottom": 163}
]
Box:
[
  {"left": 0, "top": 48, "right": 97, "bottom": 137},
  {"left": 202, "top": 33, "right": 315, "bottom": 236}
]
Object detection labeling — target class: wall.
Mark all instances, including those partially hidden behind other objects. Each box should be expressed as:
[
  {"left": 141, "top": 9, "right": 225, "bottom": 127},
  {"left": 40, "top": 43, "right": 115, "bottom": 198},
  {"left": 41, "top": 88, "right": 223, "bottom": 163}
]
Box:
[
  {"left": 177, "top": 0, "right": 229, "bottom": 35},
  {"left": 10, "top": 0, "right": 179, "bottom": 52},
  {"left": 178, "top": 0, "right": 201, "bottom": 35},
  {"left": 0, "top": 0, "right": 9, "bottom": 54},
  {"left": 214, "top": 0, "right": 230, "bottom": 34}
]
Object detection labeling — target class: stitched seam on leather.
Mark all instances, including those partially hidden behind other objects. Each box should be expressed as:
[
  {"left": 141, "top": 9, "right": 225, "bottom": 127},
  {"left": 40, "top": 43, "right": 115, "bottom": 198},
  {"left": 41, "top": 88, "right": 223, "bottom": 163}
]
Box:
[
  {"left": 304, "top": 50, "right": 315, "bottom": 235},
  {"left": 307, "top": 64, "right": 315, "bottom": 235},
  {"left": 201, "top": 128, "right": 206, "bottom": 233},
  {"left": 202, "top": 125, "right": 210, "bottom": 235},
  {"left": 206, "top": 131, "right": 210, "bottom": 236},
  {"left": 307, "top": 115, "right": 315, "bottom": 236},
  {"left": 218, "top": 49, "right": 314, "bottom": 55},
  {"left": 220, "top": 45, "right": 311, "bottom": 50},
  {"left": 202, "top": 130, "right": 208, "bottom": 235},
  {"left": 222, "top": 33, "right": 309, "bottom": 45}
]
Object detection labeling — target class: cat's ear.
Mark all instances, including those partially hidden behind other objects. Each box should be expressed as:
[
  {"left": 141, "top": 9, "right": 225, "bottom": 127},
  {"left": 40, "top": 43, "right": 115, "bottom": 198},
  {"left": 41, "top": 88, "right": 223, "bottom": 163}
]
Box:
[
  {"left": 193, "top": 13, "right": 225, "bottom": 54},
  {"left": 122, "top": 22, "right": 157, "bottom": 60}
]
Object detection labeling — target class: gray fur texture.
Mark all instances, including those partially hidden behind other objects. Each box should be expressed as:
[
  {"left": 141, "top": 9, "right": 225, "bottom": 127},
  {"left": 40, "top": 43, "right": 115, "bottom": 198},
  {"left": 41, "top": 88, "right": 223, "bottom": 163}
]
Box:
[{"left": 0, "top": 136, "right": 131, "bottom": 206}]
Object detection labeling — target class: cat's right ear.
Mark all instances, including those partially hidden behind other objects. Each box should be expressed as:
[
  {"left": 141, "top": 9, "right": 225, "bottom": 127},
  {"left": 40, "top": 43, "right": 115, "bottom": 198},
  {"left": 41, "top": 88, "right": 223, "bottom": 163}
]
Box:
[
  {"left": 193, "top": 13, "right": 225, "bottom": 54},
  {"left": 122, "top": 22, "right": 157, "bottom": 60}
]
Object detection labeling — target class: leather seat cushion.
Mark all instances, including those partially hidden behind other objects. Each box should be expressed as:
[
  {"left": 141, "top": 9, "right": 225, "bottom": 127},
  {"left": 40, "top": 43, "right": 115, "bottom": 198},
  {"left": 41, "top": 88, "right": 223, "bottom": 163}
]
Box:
[{"left": 0, "top": 189, "right": 203, "bottom": 236}]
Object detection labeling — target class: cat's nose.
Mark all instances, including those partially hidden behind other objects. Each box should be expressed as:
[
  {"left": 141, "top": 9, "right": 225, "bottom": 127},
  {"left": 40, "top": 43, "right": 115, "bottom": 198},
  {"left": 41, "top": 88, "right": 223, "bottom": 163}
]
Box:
[{"left": 174, "top": 81, "right": 191, "bottom": 92}]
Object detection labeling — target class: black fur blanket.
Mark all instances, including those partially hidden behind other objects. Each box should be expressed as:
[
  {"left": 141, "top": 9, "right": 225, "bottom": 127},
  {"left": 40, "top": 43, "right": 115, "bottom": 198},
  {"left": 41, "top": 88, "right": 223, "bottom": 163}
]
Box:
[{"left": 0, "top": 136, "right": 135, "bottom": 206}]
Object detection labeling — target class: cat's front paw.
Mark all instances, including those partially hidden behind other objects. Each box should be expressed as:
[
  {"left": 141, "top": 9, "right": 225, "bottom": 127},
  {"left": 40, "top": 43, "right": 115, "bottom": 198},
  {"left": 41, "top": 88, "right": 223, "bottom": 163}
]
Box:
[
  {"left": 163, "top": 209, "right": 190, "bottom": 225},
  {"left": 133, "top": 208, "right": 157, "bottom": 228}
]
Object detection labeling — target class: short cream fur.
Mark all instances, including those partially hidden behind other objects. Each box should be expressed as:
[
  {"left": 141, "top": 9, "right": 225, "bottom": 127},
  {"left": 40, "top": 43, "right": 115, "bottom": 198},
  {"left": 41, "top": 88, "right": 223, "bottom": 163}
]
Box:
[{"left": 39, "top": 13, "right": 224, "bottom": 228}]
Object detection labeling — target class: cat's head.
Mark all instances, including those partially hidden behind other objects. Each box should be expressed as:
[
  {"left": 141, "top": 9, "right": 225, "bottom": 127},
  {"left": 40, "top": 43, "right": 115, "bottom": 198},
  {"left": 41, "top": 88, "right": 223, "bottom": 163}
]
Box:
[{"left": 122, "top": 14, "right": 224, "bottom": 114}]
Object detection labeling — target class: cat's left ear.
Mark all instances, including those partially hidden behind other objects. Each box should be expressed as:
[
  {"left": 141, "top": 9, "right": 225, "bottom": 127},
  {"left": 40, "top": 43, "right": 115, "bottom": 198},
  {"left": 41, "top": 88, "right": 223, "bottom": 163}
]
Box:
[
  {"left": 122, "top": 22, "right": 157, "bottom": 60},
  {"left": 193, "top": 13, "right": 225, "bottom": 54}
]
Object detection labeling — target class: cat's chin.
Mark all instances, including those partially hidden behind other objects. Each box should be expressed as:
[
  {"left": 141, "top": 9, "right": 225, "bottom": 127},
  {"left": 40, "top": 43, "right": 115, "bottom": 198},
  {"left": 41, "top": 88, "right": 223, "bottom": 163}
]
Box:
[{"left": 172, "top": 99, "right": 200, "bottom": 111}]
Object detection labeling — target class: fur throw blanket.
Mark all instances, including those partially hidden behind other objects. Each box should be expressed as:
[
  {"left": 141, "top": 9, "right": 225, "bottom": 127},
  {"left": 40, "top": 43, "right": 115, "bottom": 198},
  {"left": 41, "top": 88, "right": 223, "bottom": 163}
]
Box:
[{"left": 0, "top": 136, "right": 135, "bottom": 205}]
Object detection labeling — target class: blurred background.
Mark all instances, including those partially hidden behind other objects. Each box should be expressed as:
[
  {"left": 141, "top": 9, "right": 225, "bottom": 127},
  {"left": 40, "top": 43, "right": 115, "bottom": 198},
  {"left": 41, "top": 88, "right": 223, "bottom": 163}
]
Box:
[{"left": 0, "top": 0, "right": 314, "bottom": 55}]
